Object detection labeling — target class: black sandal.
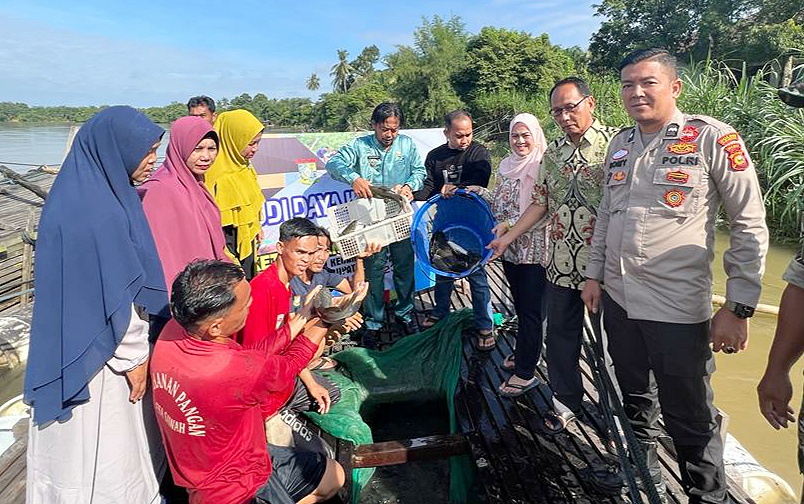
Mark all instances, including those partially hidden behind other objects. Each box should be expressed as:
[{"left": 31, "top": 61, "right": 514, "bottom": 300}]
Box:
[{"left": 476, "top": 330, "right": 496, "bottom": 351}]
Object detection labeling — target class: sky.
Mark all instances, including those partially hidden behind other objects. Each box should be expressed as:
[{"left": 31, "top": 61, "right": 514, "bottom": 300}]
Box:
[{"left": 0, "top": 0, "right": 602, "bottom": 107}]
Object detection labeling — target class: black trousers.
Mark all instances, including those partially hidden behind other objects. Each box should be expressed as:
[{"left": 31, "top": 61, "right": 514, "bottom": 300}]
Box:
[
  {"left": 502, "top": 261, "right": 546, "bottom": 381},
  {"left": 545, "top": 282, "right": 589, "bottom": 413},
  {"left": 603, "top": 293, "right": 729, "bottom": 504}
]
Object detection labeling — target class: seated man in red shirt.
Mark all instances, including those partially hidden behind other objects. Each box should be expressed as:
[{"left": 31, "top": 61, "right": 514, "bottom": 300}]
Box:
[
  {"left": 241, "top": 217, "right": 366, "bottom": 414},
  {"left": 151, "top": 260, "right": 345, "bottom": 504}
]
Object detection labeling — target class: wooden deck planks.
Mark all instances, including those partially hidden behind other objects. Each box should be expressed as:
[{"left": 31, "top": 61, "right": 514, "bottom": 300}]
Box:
[
  {"left": 0, "top": 234, "right": 761, "bottom": 503},
  {"left": 0, "top": 169, "right": 54, "bottom": 315},
  {"left": 417, "top": 260, "right": 755, "bottom": 504}
]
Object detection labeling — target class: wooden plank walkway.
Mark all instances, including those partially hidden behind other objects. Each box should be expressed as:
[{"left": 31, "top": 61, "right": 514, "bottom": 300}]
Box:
[
  {"left": 413, "top": 260, "right": 755, "bottom": 504},
  {"left": 0, "top": 419, "right": 27, "bottom": 504},
  {"left": 0, "top": 168, "right": 54, "bottom": 315},
  {"left": 0, "top": 253, "right": 759, "bottom": 504}
]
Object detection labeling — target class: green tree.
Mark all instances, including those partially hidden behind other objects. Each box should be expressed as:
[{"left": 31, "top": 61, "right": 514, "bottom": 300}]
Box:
[
  {"left": 141, "top": 102, "right": 186, "bottom": 124},
  {"left": 330, "top": 50, "right": 355, "bottom": 93},
  {"left": 589, "top": 0, "right": 704, "bottom": 69},
  {"left": 384, "top": 15, "right": 468, "bottom": 126},
  {"left": 312, "top": 81, "right": 390, "bottom": 131},
  {"left": 306, "top": 73, "right": 320, "bottom": 91},
  {"left": 456, "top": 27, "right": 575, "bottom": 101},
  {"left": 349, "top": 44, "right": 380, "bottom": 87},
  {"left": 719, "top": 19, "right": 804, "bottom": 84},
  {"left": 589, "top": 0, "right": 803, "bottom": 73}
]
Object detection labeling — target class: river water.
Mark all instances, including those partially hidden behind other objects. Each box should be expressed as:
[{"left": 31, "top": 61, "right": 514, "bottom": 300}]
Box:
[
  {"left": 0, "top": 123, "right": 169, "bottom": 172},
  {"left": 0, "top": 123, "right": 801, "bottom": 495}
]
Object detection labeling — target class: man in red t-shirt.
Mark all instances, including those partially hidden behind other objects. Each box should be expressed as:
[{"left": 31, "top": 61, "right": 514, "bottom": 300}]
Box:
[
  {"left": 242, "top": 217, "right": 364, "bottom": 414},
  {"left": 151, "top": 260, "right": 344, "bottom": 504}
]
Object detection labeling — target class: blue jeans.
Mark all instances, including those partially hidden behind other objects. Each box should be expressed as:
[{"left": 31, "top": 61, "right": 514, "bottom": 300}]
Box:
[
  {"left": 431, "top": 267, "right": 493, "bottom": 331},
  {"left": 362, "top": 239, "right": 415, "bottom": 330}
]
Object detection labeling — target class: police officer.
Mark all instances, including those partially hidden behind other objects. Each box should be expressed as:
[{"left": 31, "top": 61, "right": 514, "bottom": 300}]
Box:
[
  {"left": 581, "top": 48, "right": 769, "bottom": 503},
  {"left": 326, "top": 103, "right": 426, "bottom": 345},
  {"left": 756, "top": 78, "right": 804, "bottom": 497}
]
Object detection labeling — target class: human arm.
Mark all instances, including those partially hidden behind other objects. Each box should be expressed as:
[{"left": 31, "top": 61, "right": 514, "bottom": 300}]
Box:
[
  {"left": 487, "top": 202, "right": 547, "bottom": 261},
  {"left": 581, "top": 155, "right": 612, "bottom": 314},
  {"left": 325, "top": 140, "right": 372, "bottom": 198},
  {"left": 246, "top": 326, "right": 327, "bottom": 405},
  {"left": 107, "top": 305, "right": 150, "bottom": 402},
  {"left": 288, "top": 285, "right": 324, "bottom": 339},
  {"left": 414, "top": 151, "right": 438, "bottom": 200},
  {"left": 709, "top": 128, "right": 769, "bottom": 352},
  {"left": 757, "top": 281, "right": 804, "bottom": 428},
  {"left": 464, "top": 185, "right": 493, "bottom": 203},
  {"left": 299, "top": 368, "right": 333, "bottom": 414}
]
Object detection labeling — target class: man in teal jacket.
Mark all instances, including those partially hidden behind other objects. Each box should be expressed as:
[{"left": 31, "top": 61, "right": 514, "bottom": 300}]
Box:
[{"left": 326, "top": 102, "right": 426, "bottom": 345}]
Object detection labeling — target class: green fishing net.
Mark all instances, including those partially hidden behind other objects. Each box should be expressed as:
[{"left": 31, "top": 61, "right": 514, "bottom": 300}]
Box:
[{"left": 304, "top": 309, "right": 475, "bottom": 503}]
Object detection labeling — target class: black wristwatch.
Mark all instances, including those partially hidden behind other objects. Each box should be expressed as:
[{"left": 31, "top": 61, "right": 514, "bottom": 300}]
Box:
[{"left": 724, "top": 300, "right": 755, "bottom": 319}]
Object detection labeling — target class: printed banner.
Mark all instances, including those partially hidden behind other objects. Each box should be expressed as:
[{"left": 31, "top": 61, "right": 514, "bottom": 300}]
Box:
[{"left": 251, "top": 128, "right": 445, "bottom": 291}]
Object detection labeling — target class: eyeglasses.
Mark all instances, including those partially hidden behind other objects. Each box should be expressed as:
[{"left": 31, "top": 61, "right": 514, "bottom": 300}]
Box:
[{"left": 549, "top": 95, "right": 590, "bottom": 117}]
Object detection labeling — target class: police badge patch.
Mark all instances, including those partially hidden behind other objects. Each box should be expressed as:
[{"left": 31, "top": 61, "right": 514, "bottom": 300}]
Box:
[
  {"left": 667, "top": 142, "right": 698, "bottom": 154},
  {"left": 664, "top": 188, "right": 686, "bottom": 207}
]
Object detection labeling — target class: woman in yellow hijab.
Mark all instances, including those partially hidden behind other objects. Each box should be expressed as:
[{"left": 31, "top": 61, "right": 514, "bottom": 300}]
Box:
[{"left": 205, "top": 109, "right": 265, "bottom": 278}]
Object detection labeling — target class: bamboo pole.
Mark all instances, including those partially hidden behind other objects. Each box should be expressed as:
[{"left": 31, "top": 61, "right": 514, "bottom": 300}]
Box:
[
  {"left": 711, "top": 294, "right": 779, "bottom": 316},
  {"left": 0, "top": 165, "right": 49, "bottom": 200},
  {"left": 19, "top": 209, "right": 36, "bottom": 307}
]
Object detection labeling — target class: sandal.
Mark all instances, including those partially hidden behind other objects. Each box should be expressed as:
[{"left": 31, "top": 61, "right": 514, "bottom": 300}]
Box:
[
  {"left": 476, "top": 329, "right": 496, "bottom": 351},
  {"left": 499, "top": 376, "right": 540, "bottom": 397},
  {"left": 308, "top": 356, "right": 338, "bottom": 371},
  {"left": 501, "top": 353, "right": 515, "bottom": 371},
  {"left": 420, "top": 314, "right": 442, "bottom": 329},
  {"left": 543, "top": 409, "right": 576, "bottom": 434}
]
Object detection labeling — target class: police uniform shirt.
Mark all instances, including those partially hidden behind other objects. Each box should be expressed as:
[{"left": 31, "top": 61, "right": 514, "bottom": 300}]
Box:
[{"left": 585, "top": 109, "right": 769, "bottom": 324}]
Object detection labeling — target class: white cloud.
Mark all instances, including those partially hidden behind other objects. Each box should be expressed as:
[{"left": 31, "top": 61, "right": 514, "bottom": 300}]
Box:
[{"left": 0, "top": 15, "right": 316, "bottom": 106}]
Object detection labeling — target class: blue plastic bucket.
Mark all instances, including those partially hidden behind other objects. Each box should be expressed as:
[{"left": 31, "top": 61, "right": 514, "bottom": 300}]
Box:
[{"left": 411, "top": 189, "right": 496, "bottom": 279}]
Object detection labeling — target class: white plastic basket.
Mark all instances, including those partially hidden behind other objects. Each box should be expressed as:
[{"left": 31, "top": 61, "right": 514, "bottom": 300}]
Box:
[{"left": 326, "top": 197, "right": 413, "bottom": 259}]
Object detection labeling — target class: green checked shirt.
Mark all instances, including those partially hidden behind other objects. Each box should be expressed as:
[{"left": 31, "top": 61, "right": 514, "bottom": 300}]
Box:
[{"left": 533, "top": 120, "right": 619, "bottom": 290}]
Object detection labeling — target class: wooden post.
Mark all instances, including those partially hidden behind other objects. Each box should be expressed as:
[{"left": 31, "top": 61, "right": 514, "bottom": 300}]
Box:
[
  {"left": 0, "top": 165, "right": 49, "bottom": 200},
  {"left": 19, "top": 209, "right": 36, "bottom": 306}
]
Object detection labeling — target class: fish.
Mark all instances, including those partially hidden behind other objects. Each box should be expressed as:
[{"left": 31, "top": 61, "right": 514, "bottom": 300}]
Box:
[
  {"left": 310, "top": 283, "right": 369, "bottom": 325},
  {"left": 370, "top": 185, "right": 406, "bottom": 218},
  {"left": 429, "top": 230, "right": 483, "bottom": 274},
  {"left": 340, "top": 219, "right": 364, "bottom": 235}
]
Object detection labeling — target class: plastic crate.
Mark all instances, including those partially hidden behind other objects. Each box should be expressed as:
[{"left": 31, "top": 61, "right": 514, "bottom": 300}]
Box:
[{"left": 326, "top": 197, "right": 413, "bottom": 259}]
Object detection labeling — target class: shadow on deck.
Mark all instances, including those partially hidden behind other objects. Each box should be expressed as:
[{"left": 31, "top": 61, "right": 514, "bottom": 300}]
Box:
[
  {"left": 408, "top": 260, "right": 755, "bottom": 504},
  {"left": 0, "top": 260, "right": 758, "bottom": 504}
]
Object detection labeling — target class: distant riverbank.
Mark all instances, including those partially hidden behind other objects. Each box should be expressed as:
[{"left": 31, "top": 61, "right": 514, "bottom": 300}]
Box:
[{"left": 0, "top": 123, "right": 169, "bottom": 172}]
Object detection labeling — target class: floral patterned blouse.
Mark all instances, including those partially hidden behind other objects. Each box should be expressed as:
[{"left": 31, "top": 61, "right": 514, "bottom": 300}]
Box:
[{"left": 484, "top": 173, "right": 546, "bottom": 265}]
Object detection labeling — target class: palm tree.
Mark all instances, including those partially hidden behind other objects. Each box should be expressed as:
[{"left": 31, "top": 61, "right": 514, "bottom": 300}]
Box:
[
  {"left": 330, "top": 50, "right": 354, "bottom": 93},
  {"left": 306, "top": 73, "right": 320, "bottom": 91}
]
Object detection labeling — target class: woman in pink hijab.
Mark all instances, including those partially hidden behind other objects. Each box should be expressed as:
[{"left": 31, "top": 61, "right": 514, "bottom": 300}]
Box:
[
  {"left": 484, "top": 113, "right": 549, "bottom": 397},
  {"left": 139, "top": 116, "right": 230, "bottom": 310}
]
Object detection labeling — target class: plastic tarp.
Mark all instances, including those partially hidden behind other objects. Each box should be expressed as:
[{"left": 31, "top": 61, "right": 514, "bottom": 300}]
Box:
[{"left": 304, "top": 309, "right": 475, "bottom": 503}]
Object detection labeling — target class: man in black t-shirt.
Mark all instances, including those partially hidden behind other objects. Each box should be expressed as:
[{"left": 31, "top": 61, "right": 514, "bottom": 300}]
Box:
[
  {"left": 415, "top": 110, "right": 492, "bottom": 200},
  {"left": 417, "top": 111, "right": 495, "bottom": 346}
]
